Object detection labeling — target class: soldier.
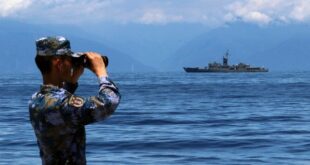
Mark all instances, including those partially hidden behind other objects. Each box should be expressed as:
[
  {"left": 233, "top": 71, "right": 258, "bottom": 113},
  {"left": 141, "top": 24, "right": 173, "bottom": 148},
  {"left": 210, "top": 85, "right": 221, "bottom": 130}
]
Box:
[{"left": 29, "top": 36, "right": 121, "bottom": 165}]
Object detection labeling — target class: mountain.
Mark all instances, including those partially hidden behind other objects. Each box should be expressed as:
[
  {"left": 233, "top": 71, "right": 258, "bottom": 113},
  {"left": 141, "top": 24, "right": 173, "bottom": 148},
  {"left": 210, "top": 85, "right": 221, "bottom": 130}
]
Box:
[
  {"left": 165, "top": 22, "right": 310, "bottom": 71},
  {"left": 2, "top": 20, "right": 310, "bottom": 73},
  {"left": 0, "top": 20, "right": 154, "bottom": 73},
  {"left": 78, "top": 23, "right": 209, "bottom": 70}
]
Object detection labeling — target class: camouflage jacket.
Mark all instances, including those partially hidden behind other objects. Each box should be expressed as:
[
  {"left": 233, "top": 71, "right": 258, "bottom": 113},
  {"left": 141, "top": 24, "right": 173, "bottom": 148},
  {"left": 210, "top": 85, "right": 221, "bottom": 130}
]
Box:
[{"left": 29, "top": 77, "right": 121, "bottom": 165}]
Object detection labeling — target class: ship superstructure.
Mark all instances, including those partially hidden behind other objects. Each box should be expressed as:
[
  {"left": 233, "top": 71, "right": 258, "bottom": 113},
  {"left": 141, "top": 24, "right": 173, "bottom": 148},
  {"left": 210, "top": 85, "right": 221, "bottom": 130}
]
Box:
[{"left": 183, "top": 51, "right": 268, "bottom": 73}]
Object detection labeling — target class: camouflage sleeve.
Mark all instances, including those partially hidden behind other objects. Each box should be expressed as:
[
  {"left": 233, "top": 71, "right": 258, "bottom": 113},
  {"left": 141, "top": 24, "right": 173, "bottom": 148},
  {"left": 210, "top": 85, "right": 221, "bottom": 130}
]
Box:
[{"left": 62, "top": 77, "right": 121, "bottom": 125}]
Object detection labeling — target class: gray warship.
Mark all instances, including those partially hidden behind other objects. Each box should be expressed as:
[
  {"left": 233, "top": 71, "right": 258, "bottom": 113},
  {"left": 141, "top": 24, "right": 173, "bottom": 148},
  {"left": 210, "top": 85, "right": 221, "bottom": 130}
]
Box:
[{"left": 183, "top": 51, "right": 268, "bottom": 73}]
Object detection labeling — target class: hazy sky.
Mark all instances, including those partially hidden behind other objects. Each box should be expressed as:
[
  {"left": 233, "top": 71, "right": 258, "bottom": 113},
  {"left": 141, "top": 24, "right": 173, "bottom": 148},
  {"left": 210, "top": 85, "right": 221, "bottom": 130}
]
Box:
[{"left": 1, "top": 0, "right": 310, "bottom": 26}]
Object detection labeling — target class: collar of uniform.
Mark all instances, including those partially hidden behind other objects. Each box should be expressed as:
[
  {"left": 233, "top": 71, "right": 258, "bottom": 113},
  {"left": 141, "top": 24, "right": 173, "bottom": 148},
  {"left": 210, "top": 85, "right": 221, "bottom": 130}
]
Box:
[{"left": 40, "top": 84, "right": 60, "bottom": 92}]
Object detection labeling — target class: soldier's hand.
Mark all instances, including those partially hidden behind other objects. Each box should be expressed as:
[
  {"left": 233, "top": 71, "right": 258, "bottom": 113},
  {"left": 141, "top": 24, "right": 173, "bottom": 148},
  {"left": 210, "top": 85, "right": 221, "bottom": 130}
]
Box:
[{"left": 84, "top": 52, "right": 108, "bottom": 77}]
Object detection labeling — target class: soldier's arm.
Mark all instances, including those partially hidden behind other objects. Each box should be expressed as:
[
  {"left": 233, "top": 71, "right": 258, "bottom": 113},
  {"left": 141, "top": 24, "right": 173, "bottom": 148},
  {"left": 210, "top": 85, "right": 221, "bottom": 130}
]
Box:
[
  {"left": 62, "top": 76, "right": 121, "bottom": 125},
  {"left": 63, "top": 52, "right": 120, "bottom": 125}
]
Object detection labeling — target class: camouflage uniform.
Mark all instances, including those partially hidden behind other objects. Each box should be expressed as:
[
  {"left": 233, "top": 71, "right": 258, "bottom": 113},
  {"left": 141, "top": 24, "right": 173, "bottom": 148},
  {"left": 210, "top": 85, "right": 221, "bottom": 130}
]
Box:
[{"left": 29, "top": 36, "right": 121, "bottom": 165}]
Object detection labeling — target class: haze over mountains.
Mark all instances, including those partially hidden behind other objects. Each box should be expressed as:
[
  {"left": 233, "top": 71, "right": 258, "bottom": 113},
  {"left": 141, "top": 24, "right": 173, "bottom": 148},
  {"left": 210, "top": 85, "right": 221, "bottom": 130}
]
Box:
[
  {"left": 167, "top": 22, "right": 310, "bottom": 71},
  {"left": 1, "top": 19, "right": 310, "bottom": 73},
  {"left": 0, "top": 20, "right": 154, "bottom": 73}
]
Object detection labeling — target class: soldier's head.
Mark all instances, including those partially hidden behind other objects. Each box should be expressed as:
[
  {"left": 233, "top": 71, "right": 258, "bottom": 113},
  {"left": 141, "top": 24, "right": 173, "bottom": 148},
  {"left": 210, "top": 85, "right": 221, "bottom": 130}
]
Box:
[{"left": 35, "top": 36, "right": 81, "bottom": 81}]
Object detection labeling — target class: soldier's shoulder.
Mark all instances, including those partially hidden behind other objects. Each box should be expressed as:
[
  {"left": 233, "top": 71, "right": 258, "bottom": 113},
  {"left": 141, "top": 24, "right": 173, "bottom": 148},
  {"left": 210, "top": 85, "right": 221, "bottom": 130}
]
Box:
[
  {"left": 45, "top": 88, "right": 71, "bottom": 101},
  {"left": 67, "top": 95, "right": 85, "bottom": 108},
  {"left": 31, "top": 92, "right": 39, "bottom": 99}
]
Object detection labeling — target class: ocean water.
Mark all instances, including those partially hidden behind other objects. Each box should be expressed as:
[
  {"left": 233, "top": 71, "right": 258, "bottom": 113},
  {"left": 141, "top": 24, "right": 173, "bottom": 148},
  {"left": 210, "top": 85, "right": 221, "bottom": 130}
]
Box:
[{"left": 1, "top": 72, "right": 310, "bottom": 165}]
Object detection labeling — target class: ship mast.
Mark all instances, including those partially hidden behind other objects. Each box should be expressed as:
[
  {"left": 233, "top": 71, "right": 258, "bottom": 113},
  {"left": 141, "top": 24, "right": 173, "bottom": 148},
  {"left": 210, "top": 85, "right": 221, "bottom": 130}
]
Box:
[{"left": 223, "top": 50, "right": 229, "bottom": 66}]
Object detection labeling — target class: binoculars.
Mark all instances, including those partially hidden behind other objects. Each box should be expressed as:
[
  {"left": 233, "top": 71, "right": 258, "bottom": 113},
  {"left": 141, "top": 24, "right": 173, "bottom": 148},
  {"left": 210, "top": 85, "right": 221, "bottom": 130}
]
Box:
[{"left": 72, "top": 53, "right": 109, "bottom": 68}]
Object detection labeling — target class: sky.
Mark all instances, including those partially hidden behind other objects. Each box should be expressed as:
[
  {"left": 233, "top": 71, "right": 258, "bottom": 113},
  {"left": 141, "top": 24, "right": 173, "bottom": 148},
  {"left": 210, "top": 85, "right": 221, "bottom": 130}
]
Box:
[
  {"left": 1, "top": 0, "right": 310, "bottom": 26},
  {"left": 1, "top": 0, "right": 310, "bottom": 72}
]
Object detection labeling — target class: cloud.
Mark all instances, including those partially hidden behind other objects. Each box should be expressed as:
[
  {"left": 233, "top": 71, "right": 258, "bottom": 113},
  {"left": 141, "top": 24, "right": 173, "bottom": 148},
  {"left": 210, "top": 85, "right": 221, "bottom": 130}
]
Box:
[
  {"left": 0, "top": 0, "right": 32, "bottom": 17},
  {"left": 289, "top": 0, "right": 310, "bottom": 21},
  {"left": 226, "top": 0, "right": 310, "bottom": 25},
  {"left": 0, "top": 0, "right": 123, "bottom": 24},
  {"left": 24, "top": 0, "right": 121, "bottom": 24},
  {"left": 246, "top": 11, "right": 271, "bottom": 24},
  {"left": 225, "top": 0, "right": 280, "bottom": 25},
  {"left": 138, "top": 9, "right": 183, "bottom": 24},
  {"left": 2, "top": 0, "right": 310, "bottom": 26},
  {"left": 0, "top": 0, "right": 235, "bottom": 25}
]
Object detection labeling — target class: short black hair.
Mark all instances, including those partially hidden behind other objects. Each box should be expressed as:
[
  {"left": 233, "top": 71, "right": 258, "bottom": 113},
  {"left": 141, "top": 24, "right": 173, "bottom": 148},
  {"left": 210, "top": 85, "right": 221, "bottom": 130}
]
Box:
[
  {"left": 35, "top": 55, "right": 53, "bottom": 74},
  {"left": 35, "top": 55, "right": 73, "bottom": 75}
]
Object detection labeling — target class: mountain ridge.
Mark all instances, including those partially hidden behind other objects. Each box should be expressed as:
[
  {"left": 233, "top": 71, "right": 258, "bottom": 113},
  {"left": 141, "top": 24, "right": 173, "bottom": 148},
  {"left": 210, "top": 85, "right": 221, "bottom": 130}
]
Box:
[
  {"left": 0, "top": 20, "right": 154, "bottom": 73},
  {"left": 164, "top": 22, "right": 310, "bottom": 71}
]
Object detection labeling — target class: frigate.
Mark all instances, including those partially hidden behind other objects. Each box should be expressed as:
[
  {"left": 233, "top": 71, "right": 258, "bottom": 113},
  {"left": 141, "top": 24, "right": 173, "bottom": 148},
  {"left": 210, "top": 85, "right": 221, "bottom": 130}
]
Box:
[{"left": 183, "top": 51, "right": 268, "bottom": 73}]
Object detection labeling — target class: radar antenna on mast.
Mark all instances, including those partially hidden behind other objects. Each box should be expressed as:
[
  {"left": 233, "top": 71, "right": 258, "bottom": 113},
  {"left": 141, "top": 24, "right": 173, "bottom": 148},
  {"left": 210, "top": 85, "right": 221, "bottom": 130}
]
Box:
[{"left": 223, "top": 50, "right": 229, "bottom": 66}]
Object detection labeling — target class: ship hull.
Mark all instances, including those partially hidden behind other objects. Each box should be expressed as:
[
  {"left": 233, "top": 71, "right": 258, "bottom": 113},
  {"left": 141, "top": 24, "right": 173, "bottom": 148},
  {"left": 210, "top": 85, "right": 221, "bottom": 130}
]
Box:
[
  {"left": 183, "top": 51, "right": 269, "bottom": 73},
  {"left": 183, "top": 67, "right": 268, "bottom": 73}
]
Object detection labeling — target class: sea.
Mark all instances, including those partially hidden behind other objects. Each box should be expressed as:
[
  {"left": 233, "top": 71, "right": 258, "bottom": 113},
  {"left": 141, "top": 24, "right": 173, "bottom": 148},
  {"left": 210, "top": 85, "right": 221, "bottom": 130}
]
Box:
[{"left": 1, "top": 71, "right": 310, "bottom": 165}]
